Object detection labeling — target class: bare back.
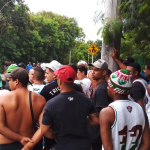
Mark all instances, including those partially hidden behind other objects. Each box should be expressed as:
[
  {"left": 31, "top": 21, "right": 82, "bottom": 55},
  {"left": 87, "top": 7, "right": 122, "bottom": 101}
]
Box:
[{"left": 0, "top": 88, "right": 46, "bottom": 144}]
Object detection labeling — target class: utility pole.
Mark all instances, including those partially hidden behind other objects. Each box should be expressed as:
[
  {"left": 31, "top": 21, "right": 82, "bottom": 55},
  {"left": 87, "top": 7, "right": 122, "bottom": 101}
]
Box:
[{"left": 101, "top": 0, "right": 121, "bottom": 72}]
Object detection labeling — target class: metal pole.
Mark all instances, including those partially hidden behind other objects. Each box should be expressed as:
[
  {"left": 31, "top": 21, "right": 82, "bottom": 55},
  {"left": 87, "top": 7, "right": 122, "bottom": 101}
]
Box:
[
  {"left": 92, "top": 55, "right": 93, "bottom": 63},
  {"left": 69, "top": 51, "right": 71, "bottom": 64}
]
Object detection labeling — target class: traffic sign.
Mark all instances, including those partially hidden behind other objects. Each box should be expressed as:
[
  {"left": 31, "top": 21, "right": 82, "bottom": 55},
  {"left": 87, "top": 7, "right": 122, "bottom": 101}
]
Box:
[{"left": 88, "top": 44, "right": 99, "bottom": 56}]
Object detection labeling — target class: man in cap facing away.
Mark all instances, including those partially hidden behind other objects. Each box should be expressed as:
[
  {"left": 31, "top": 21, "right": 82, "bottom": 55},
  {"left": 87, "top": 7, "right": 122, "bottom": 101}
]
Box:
[
  {"left": 100, "top": 70, "right": 149, "bottom": 150},
  {"left": 41, "top": 65, "right": 99, "bottom": 150},
  {"left": 0, "top": 68, "right": 46, "bottom": 150}
]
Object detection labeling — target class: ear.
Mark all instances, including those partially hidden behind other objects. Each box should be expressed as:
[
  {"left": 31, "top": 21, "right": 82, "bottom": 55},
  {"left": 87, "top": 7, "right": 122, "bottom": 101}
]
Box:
[
  {"left": 59, "top": 79, "right": 63, "bottom": 86},
  {"left": 102, "top": 70, "right": 107, "bottom": 76},
  {"left": 53, "top": 74, "right": 57, "bottom": 80},
  {"left": 134, "top": 71, "right": 139, "bottom": 76},
  {"left": 15, "top": 79, "right": 19, "bottom": 86}
]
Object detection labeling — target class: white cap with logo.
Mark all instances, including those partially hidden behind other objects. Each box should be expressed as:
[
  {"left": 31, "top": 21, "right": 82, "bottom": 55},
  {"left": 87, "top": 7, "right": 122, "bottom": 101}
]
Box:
[{"left": 44, "top": 60, "right": 63, "bottom": 71}]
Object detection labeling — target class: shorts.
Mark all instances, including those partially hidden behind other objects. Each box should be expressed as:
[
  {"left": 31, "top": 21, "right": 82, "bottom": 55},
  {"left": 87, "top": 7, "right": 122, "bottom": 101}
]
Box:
[{"left": 0, "top": 142, "right": 23, "bottom": 150}]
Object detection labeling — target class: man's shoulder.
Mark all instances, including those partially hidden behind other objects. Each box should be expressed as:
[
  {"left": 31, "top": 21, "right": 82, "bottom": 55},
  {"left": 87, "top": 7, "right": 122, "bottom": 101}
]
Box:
[
  {"left": 132, "top": 80, "right": 146, "bottom": 90},
  {"left": 44, "top": 81, "right": 57, "bottom": 88},
  {"left": 0, "top": 91, "right": 13, "bottom": 103},
  {"left": 32, "top": 91, "right": 46, "bottom": 106},
  {"left": 97, "top": 81, "right": 108, "bottom": 90}
]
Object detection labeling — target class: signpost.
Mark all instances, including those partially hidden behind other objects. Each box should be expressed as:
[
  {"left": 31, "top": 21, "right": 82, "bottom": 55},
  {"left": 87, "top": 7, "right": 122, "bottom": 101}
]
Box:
[{"left": 88, "top": 44, "right": 99, "bottom": 63}]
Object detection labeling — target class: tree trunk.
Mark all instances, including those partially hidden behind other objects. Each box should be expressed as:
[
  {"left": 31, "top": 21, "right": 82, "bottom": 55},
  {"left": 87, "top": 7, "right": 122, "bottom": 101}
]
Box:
[{"left": 101, "top": 0, "right": 121, "bottom": 72}]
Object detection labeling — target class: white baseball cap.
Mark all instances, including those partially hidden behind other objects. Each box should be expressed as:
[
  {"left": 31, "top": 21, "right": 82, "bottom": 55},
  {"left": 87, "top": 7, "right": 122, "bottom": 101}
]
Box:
[
  {"left": 77, "top": 60, "right": 88, "bottom": 66},
  {"left": 89, "top": 59, "right": 108, "bottom": 70},
  {"left": 44, "top": 60, "right": 63, "bottom": 71}
]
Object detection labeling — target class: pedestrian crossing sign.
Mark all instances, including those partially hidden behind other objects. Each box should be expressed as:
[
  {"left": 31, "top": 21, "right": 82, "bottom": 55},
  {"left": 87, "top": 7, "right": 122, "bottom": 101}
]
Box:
[{"left": 88, "top": 44, "right": 99, "bottom": 56}]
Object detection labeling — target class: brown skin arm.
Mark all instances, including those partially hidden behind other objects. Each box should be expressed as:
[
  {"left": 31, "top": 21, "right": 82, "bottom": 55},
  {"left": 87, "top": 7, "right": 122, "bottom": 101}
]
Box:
[
  {"left": 41, "top": 124, "right": 56, "bottom": 139},
  {"left": 136, "top": 99, "right": 150, "bottom": 149},
  {"left": 110, "top": 49, "right": 127, "bottom": 69},
  {"left": 0, "top": 103, "right": 33, "bottom": 145},
  {"left": 87, "top": 112, "right": 99, "bottom": 125},
  {"left": 21, "top": 107, "right": 49, "bottom": 150},
  {"left": 99, "top": 107, "right": 114, "bottom": 150},
  {"left": 138, "top": 111, "right": 150, "bottom": 150}
]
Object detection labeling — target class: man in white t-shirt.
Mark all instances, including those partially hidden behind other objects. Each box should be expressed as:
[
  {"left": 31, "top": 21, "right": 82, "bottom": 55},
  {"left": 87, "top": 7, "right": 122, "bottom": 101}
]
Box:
[
  {"left": 77, "top": 65, "right": 92, "bottom": 98},
  {"left": 28, "top": 67, "right": 45, "bottom": 94}
]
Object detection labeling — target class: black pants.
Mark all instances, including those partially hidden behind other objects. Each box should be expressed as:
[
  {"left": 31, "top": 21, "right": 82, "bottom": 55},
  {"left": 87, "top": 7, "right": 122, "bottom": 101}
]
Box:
[
  {"left": 0, "top": 142, "right": 23, "bottom": 150},
  {"left": 91, "top": 143, "right": 102, "bottom": 150}
]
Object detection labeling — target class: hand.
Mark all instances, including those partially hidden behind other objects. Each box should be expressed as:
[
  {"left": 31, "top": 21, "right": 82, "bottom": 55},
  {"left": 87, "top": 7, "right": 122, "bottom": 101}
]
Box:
[
  {"left": 110, "top": 49, "right": 119, "bottom": 60},
  {"left": 20, "top": 137, "right": 33, "bottom": 146}
]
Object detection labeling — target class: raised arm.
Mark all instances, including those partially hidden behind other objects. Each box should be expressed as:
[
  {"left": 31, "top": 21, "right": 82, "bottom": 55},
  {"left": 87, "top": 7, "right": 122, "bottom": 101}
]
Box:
[
  {"left": 138, "top": 112, "right": 150, "bottom": 150},
  {"left": 110, "top": 49, "right": 127, "bottom": 69}
]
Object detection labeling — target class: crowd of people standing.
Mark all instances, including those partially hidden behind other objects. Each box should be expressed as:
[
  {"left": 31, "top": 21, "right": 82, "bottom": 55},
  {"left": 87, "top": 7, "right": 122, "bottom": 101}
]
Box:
[{"left": 0, "top": 49, "right": 150, "bottom": 150}]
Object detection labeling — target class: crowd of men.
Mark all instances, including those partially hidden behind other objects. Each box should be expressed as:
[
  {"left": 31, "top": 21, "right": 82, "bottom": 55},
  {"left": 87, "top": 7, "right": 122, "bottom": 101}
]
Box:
[{"left": 0, "top": 49, "right": 150, "bottom": 150}]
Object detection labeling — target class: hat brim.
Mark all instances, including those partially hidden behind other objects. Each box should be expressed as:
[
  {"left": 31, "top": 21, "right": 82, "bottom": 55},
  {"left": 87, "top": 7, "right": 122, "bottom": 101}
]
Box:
[
  {"left": 4, "top": 73, "right": 12, "bottom": 78},
  {"left": 44, "top": 64, "right": 54, "bottom": 71},
  {"left": 88, "top": 63, "right": 102, "bottom": 69}
]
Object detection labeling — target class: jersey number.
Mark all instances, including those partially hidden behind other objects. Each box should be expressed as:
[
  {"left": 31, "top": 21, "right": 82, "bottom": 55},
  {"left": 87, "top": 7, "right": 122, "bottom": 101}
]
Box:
[{"left": 118, "top": 125, "right": 142, "bottom": 150}]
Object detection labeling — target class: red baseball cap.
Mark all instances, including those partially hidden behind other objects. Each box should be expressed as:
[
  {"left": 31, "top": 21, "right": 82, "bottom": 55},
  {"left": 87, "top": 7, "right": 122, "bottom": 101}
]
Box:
[{"left": 54, "top": 65, "right": 76, "bottom": 83}]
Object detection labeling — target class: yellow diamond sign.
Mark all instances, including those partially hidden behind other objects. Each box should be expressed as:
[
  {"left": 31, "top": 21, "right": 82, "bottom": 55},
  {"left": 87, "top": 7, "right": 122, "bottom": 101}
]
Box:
[{"left": 88, "top": 44, "right": 99, "bottom": 56}]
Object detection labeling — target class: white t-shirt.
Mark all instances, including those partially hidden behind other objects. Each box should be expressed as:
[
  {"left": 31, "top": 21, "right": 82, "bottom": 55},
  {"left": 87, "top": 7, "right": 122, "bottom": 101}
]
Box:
[
  {"left": 0, "top": 89, "right": 9, "bottom": 95},
  {"left": 80, "top": 78, "right": 92, "bottom": 98},
  {"left": 28, "top": 84, "right": 45, "bottom": 94}
]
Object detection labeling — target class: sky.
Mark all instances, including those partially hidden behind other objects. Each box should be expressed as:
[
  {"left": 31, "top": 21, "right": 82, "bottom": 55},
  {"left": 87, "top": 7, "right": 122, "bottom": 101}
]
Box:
[{"left": 24, "top": 0, "right": 104, "bottom": 42}]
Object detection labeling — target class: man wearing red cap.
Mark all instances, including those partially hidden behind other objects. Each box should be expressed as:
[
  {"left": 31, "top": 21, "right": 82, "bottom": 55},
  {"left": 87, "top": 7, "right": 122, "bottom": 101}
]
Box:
[{"left": 41, "top": 65, "right": 99, "bottom": 150}]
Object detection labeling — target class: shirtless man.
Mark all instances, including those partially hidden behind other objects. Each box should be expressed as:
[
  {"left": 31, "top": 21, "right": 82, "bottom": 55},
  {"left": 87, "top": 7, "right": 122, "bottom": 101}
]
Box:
[{"left": 0, "top": 67, "right": 46, "bottom": 150}]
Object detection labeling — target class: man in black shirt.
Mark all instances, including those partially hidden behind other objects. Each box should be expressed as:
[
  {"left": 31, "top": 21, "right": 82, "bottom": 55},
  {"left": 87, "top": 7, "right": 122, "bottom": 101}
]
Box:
[
  {"left": 88, "top": 59, "right": 112, "bottom": 150},
  {"left": 40, "top": 60, "right": 63, "bottom": 101},
  {"left": 41, "top": 65, "right": 99, "bottom": 150}
]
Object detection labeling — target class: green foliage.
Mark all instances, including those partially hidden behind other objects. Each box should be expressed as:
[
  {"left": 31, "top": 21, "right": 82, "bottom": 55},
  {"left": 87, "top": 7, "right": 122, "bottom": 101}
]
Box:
[
  {"left": 98, "top": 18, "right": 122, "bottom": 46},
  {"left": 119, "top": 0, "right": 150, "bottom": 61},
  {"left": 0, "top": 3, "right": 84, "bottom": 73}
]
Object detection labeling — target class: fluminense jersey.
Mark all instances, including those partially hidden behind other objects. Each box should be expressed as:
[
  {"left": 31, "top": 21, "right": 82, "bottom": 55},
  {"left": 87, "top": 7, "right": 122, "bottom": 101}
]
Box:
[{"left": 103, "top": 100, "right": 145, "bottom": 150}]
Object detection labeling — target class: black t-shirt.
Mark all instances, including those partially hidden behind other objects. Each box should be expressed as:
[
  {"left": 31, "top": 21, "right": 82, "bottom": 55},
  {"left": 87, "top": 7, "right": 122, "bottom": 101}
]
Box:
[
  {"left": 93, "top": 81, "right": 112, "bottom": 112},
  {"left": 40, "top": 80, "right": 83, "bottom": 101},
  {"left": 130, "top": 82, "right": 145, "bottom": 102},
  {"left": 88, "top": 81, "right": 112, "bottom": 144},
  {"left": 40, "top": 80, "right": 60, "bottom": 101},
  {"left": 42, "top": 90, "right": 96, "bottom": 150}
]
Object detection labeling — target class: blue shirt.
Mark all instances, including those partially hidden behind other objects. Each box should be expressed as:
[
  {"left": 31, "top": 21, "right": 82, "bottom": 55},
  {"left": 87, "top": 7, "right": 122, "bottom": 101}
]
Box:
[{"left": 27, "top": 64, "right": 33, "bottom": 71}]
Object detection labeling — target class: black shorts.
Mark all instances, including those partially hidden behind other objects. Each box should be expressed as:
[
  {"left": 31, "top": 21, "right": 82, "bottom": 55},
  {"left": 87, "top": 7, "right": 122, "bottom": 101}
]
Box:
[{"left": 0, "top": 142, "right": 23, "bottom": 150}]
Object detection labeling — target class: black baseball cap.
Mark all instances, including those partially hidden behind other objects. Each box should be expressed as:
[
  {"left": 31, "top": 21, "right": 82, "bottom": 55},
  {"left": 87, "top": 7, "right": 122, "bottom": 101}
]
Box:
[{"left": 5, "top": 67, "right": 29, "bottom": 81}]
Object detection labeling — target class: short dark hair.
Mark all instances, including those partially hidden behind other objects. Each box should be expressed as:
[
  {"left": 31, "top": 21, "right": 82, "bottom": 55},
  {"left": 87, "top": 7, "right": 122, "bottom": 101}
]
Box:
[
  {"left": 106, "top": 69, "right": 112, "bottom": 78},
  {"left": 123, "top": 57, "right": 135, "bottom": 65},
  {"left": 146, "top": 62, "right": 150, "bottom": 70},
  {"left": 68, "top": 64, "right": 77, "bottom": 73},
  {"left": 77, "top": 65, "right": 87, "bottom": 75},
  {"left": 33, "top": 67, "right": 45, "bottom": 81},
  {"left": 12, "top": 75, "right": 29, "bottom": 87},
  {"left": 128, "top": 63, "right": 141, "bottom": 75}
]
